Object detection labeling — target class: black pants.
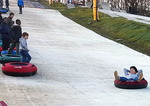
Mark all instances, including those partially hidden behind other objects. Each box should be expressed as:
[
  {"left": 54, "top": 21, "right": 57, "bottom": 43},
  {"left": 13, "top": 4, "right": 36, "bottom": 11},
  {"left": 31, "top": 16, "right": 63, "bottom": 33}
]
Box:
[
  {"left": 8, "top": 42, "right": 19, "bottom": 55},
  {"left": 19, "top": 6, "right": 22, "bottom": 14},
  {"left": 6, "top": 5, "right": 9, "bottom": 10},
  {"left": 2, "top": 37, "right": 11, "bottom": 50}
]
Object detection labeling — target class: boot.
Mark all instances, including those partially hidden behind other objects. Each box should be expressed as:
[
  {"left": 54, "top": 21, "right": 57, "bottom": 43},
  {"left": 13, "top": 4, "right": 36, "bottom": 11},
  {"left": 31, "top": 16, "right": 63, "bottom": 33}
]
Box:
[
  {"left": 138, "top": 73, "right": 143, "bottom": 82},
  {"left": 114, "top": 71, "right": 119, "bottom": 80}
]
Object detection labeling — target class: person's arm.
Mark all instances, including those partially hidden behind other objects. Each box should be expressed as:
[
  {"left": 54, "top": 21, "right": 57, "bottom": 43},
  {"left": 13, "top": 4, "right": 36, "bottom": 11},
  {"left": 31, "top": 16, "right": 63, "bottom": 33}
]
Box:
[
  {"left": 137, "top": 69, "right": 143, "bottom": 77},
  {"left": 124, "top": 68, "right": 130, "bottom": 76}
]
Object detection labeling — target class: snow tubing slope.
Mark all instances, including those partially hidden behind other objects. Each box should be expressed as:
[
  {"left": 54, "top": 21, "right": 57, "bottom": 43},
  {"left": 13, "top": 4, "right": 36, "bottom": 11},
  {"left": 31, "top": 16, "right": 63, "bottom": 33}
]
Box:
[
  {"left": 114, "top": 79, "right": 148, "bottom": 89},
  {"left": 2, "top": 62, "right": 37, "bottom": 76}
]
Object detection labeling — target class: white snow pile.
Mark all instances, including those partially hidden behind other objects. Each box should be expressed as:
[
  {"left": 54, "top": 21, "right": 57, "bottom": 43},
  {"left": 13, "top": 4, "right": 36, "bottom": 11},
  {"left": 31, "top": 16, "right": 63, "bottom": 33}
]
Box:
[{"left": 99, "top": 9, "right": 150, "bottom": 25}]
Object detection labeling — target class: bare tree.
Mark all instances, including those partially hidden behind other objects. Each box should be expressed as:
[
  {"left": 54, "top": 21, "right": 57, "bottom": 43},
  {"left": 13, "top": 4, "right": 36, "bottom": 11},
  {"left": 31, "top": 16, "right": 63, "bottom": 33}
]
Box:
[{"left": 99, "top": 0, "right": 150, "bottom": 16}]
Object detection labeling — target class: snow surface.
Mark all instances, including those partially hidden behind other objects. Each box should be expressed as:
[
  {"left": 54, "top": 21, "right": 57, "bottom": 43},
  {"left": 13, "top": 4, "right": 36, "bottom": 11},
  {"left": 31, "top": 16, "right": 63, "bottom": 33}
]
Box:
[
  {"left": 1, "top": 0, "right": 150, "bottom": 106},
  {"left": 99, "top": 9, "right": 150, "bottom": 25}
]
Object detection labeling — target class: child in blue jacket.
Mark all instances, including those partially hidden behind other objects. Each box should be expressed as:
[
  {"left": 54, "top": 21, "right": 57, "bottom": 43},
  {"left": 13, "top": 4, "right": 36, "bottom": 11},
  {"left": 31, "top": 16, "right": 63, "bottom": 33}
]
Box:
[{"left": 17, "top": 0, "right": 24, "bottom": 14}]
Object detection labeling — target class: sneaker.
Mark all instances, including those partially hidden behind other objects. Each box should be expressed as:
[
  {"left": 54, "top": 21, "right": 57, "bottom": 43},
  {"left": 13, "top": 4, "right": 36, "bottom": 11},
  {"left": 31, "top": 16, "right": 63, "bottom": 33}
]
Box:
[
  {"left": 114, "top": 71, "right": 119, "bottom": 80},
  {"left": 138, "top": 73, "right": 143, "bottom": 82}
]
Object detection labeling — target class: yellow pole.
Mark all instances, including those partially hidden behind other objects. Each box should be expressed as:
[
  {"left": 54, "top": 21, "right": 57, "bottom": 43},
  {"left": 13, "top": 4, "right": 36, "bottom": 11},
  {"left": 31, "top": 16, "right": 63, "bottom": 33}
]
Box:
[
  {"left": 49, "top": 0, "right": 53, "bottom": 4},
  {"left": 93, "top": 0, "right": 99, "bottom": 21}
]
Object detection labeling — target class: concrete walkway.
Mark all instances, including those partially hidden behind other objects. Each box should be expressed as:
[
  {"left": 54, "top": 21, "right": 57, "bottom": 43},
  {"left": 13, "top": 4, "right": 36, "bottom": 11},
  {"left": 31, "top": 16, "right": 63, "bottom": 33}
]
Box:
[{"left": 1, "top": 0, "right": 150, "bottom": 106}]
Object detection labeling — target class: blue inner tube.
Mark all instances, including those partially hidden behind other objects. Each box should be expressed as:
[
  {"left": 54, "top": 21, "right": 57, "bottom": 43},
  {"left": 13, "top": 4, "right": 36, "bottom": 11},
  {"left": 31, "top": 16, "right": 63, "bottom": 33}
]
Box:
[
  {"left": 0, "top": 8, "right": 9, "bottom": 13},
  {"left": 114, "top": 78, "right": 148, "bottom": 89},
  {"left": 1, "top": 50, "right": 16, "bottom": 55}
]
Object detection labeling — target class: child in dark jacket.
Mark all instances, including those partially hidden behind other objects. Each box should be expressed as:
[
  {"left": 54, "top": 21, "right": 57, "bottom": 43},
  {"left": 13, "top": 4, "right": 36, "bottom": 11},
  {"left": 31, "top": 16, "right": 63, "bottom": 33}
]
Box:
[
  {"left": 8, "top": 19, "right": 22, "bottom": 54},
  {"left": 19, "top": 32, "right": 31, "bottom": 63}
]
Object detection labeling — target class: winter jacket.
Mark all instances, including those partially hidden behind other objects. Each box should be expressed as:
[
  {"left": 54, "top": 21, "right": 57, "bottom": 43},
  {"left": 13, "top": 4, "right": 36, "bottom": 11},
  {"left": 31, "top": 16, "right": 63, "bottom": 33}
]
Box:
[
  {"left": 17, "top": 0, "right": 24, "bottom": 6},
  {"left": 123, "top": 68, "right": 143, "bottom": 79},
  {"left": 19, "top": 37, "right": 29, "bottom": 51},
  {"left": 0, "top": 22, "right": 10, "bottom": 39},
  {"left": 7, "top": 17, "right": 14, "bottom": 29},
  {"left": 10, "top": 24, "right": 22, "bottom": 43}
]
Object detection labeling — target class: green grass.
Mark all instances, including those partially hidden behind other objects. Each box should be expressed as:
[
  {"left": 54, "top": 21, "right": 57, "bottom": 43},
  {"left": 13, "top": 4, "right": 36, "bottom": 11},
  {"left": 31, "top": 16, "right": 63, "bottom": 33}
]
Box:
[
  {"left": 41, "top": 1, "right": 66, "bottom": 11},
  {"left": 41, "top": 2, "right": 150, "bottom": 56}
]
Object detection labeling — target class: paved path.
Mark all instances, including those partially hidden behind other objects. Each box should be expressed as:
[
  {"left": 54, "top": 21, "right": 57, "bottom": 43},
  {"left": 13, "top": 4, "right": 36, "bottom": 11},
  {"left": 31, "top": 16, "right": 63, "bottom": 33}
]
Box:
[{"left": 1, "top": 0, "right": 150, "bottom": 106}]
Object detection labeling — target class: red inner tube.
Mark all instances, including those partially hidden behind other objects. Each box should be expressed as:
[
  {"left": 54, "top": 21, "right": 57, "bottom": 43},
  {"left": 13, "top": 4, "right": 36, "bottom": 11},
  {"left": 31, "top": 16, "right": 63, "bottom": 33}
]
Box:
[
  {"left": 0, "top": 47, "right": 16, "bottom": 52},
  {"left": 114, "top": 79, "right": 148, "bottom": 89},
  {"left": 0, "top": 47, "right": 2, "bottom": 52},
  {"left": 2, "top": 62, "right": 37, "bottom": 76}
]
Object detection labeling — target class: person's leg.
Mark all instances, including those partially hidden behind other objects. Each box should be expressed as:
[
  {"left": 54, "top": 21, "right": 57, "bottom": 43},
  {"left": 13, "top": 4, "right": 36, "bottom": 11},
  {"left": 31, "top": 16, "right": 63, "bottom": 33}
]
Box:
[
  {"left": 133, "top": 77, "right": 138, "bottom": 81},
  {"left": 0, "top": 4, "right": 2, "bottom": 9},
  {"left": 114, "top": 71, "right": 119, "bottom": 80},
  {"left": 19, "top": 6, "right": 22, "bottom": 14},
  {"left": 0, "top": 34, "right": 2, "bottom": 40},
  {"left": 8, "top": 43, "right": 16, "bottom": 54},
  {"left": 114, "top": 71, "right": 129, "bottom": 81},
  {"left": 138, "top": 73, "right": 143, "bottom": 82},
  {"left": 25, "top": 52, "right": 31, "bottom": 63},
  {"left": 20, "top": 50, "right": 27, "bottom": 62},
  {"left": 6, "top": 38, "right": 11, "bottom": 50},
  {"left": 132, "top": 73, "right": 143, "bottom": 82},
  {"left": 20, "top": 50, "right": 31, "bottom": 63},
  {"left": 6, "top": 5, "right": 9, "bottom": 10},
  {"left": 119, "top": 77, "right": 128, "bottom": 81},
  {"left": 2, "top": 38, "right": 10, "bottom": 50},
  {"left": 16, "top": 43, "right": 19, "bottom": 55},
  {"left": 2, "top": 37, "right": 7, "bottom": 50}
]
